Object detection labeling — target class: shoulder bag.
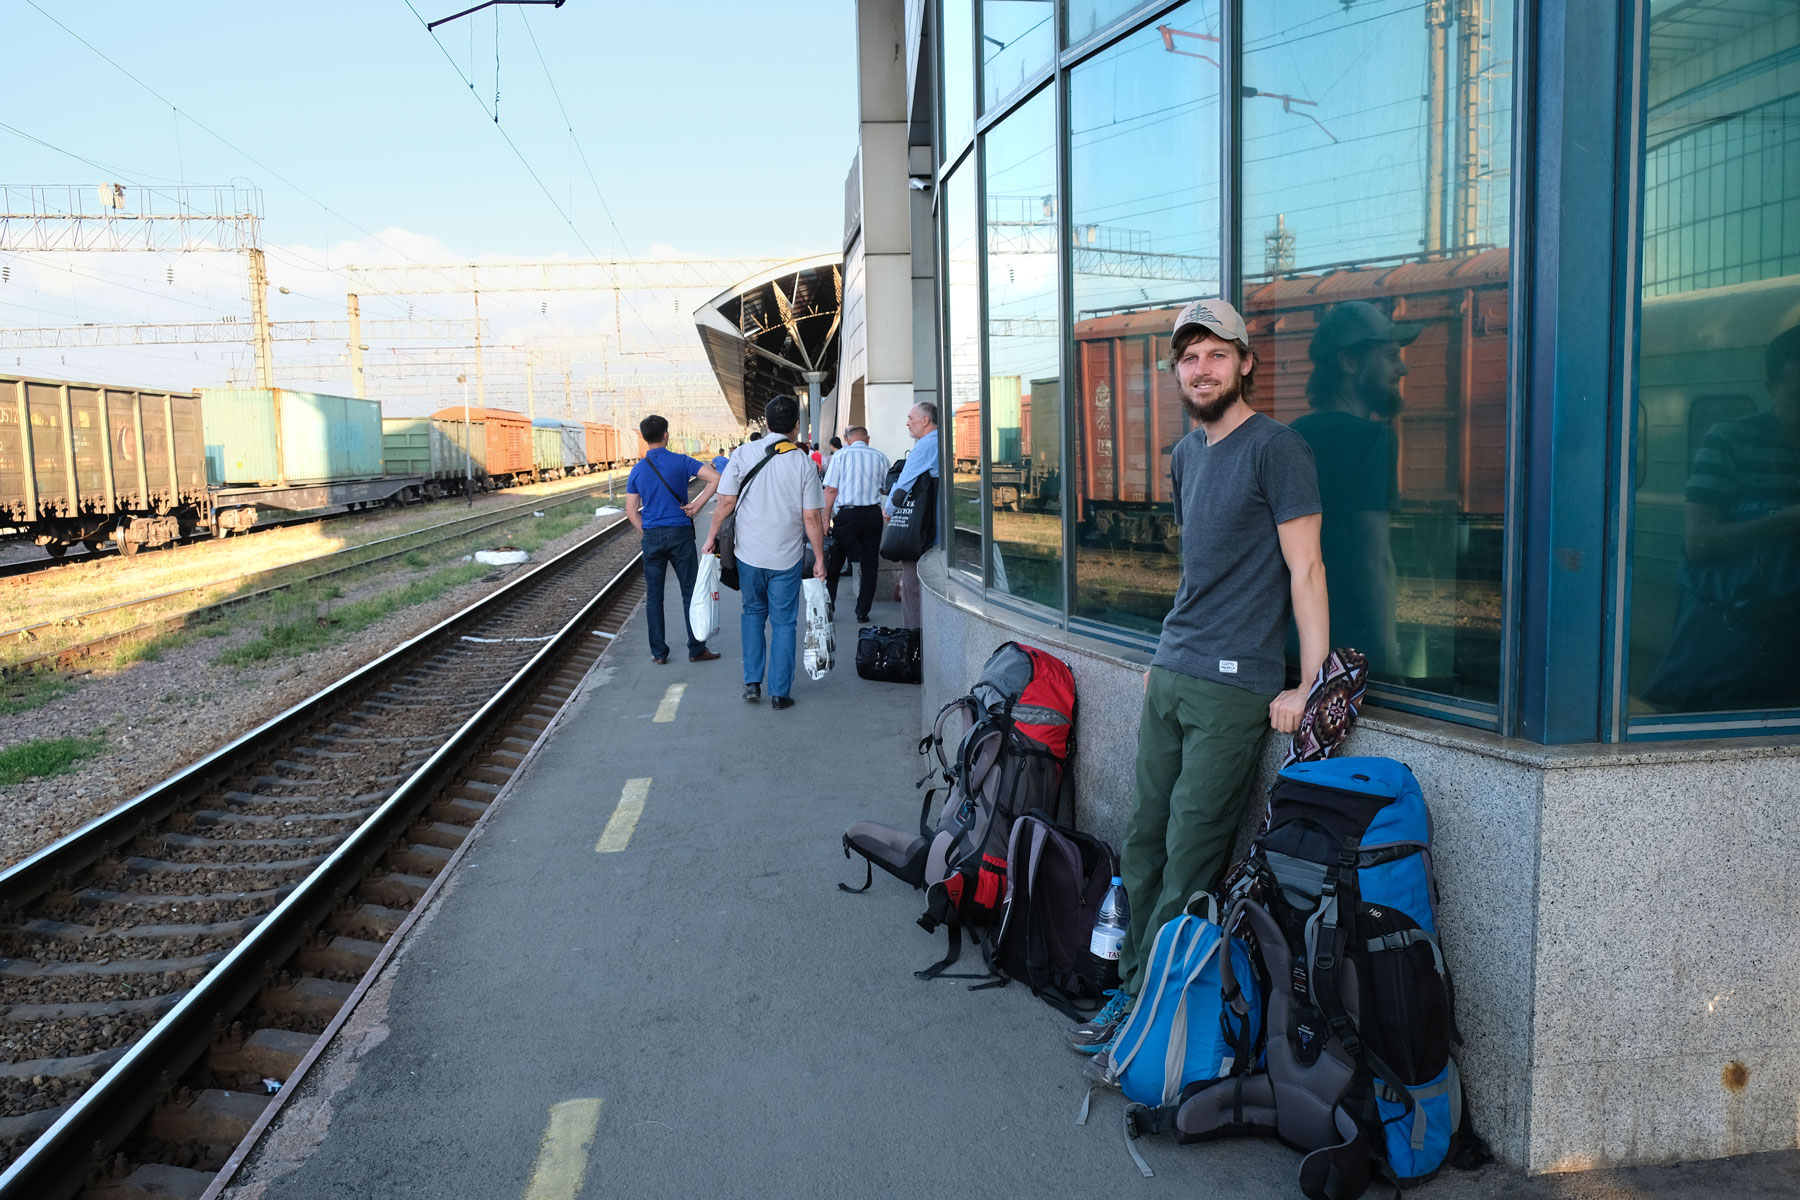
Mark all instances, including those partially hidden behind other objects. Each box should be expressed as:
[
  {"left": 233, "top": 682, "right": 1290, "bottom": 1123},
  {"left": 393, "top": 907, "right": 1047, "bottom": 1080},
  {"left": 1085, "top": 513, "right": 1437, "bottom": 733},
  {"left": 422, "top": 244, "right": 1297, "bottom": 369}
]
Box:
[
  {"left": 879, "top": 470, "right": 937, "bottom": 563},
  {"left": 714, "top": 440, "right": 797, "bottom": 590}
]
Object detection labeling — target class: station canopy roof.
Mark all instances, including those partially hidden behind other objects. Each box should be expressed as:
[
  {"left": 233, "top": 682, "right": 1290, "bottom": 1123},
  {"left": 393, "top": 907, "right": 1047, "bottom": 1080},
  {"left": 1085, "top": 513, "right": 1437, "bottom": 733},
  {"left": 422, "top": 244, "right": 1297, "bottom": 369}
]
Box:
[{"left": 693, "top": 253, "right": 842, "bottom": 427}]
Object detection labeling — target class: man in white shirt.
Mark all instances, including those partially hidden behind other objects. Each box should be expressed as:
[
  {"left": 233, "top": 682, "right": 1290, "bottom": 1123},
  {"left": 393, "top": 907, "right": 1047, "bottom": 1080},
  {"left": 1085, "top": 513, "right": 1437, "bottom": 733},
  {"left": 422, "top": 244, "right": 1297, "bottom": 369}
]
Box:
[
  {"left": 821, "top": 425, "right": 891, "bottom": 624},
  {"left": 702, "top": 395, "right": 827, "bottom": 709}
]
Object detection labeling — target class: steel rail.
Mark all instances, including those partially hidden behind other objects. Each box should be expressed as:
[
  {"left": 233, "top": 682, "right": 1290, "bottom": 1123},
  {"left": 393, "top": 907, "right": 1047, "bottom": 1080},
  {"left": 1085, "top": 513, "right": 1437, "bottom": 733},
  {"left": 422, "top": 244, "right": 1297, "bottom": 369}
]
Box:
[
  {"left": 0, "top": 485, "right": 628, "bottom": 679},
  {"left": 0, "top": 524, "right": 640, "bottom": 1200}
]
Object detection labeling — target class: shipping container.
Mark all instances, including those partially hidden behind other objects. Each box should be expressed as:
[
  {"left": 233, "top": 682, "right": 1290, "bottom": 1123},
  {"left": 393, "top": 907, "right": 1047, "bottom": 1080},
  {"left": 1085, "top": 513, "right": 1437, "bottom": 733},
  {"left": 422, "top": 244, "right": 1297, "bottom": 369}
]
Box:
[
  {"left": 431, "top": 406, "right": 532, "bottom": 479},
  {"left": 533, "top": 418, "right": 586, "bottom": 472},
  {"left": 202, "top": 388, "right": 384, "bottom": 487},
  {"left": 1, "top": 375, "right": 208, "bottom": 552}
]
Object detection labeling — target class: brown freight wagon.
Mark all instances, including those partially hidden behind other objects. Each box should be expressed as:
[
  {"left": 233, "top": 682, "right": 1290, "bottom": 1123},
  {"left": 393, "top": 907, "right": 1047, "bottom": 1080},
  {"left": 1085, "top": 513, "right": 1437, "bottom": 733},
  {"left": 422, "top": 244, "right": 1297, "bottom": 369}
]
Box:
[
  {"left": 1070, "top": 249, "right": 1510, "bottom": 548},
  {"left": 430, "top": 406, "right": 533, "bottom": 483},
  {"left": 0, "top": 375, "right": 208, "bottom": 556},
  {"left": 582, "top": 421, "right": 621, "bottom": 468}
]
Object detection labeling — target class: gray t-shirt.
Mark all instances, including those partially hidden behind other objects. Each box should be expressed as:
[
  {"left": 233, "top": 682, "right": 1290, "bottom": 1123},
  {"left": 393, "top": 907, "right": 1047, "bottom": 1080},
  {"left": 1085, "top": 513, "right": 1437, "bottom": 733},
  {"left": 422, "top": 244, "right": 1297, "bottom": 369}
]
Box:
[
  {"left": 718, "top": 438, "right": 825, "bottom": 571},
  {"left": 1152, "top": 413, "right": 1322, "bottom": 695}
]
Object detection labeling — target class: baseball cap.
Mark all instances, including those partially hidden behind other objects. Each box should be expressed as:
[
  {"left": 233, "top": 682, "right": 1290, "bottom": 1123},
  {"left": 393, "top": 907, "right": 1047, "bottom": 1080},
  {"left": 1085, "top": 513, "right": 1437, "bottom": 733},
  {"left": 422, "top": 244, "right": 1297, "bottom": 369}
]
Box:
[
  {"left": 1171, "top": 298, "right": 1250, "bottom": 349},
  {"left": 1309, "top": 301, "right": 1422, "bottom": 362}
]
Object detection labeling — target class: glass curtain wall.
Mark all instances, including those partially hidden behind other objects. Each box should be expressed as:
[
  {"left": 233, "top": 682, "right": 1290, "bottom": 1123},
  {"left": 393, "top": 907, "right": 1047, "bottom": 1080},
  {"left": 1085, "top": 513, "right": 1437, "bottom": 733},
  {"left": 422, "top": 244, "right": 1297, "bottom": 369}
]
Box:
[
  {"left": 944, "top": 0, "right": 976, "bottom": 160},
  {"left": 1065, "top": 0, "right": 1146, "bottom": 47},
  {"left": 983, "top": 1, "right": 1055, "bottom": 113},
  {"left": 943, "top": 164, "right": 984, "bottom": 578},
  {"left": 1626, "top": 3, "right": 1800, "bottom": 720},
  {"left": 1239, "top": 0, "right": 1514, "bottom": 708},
  {"left": 1067, "top": 1, "right": 1221, "bottom": 634},
  {"left": 983, "top": 85, "right": 1062, "bottom": 609}
]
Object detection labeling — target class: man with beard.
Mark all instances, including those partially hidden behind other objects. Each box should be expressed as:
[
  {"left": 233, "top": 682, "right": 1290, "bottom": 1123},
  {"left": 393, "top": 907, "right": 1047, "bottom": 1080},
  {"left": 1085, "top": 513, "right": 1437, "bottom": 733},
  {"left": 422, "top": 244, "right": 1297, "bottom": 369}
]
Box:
[
  {"left": 1069, "top": 298, "right": 1327, "bottom": 1054},
  {"left": 1289, "top": 301, "right": 1420, "bottom": 676}
]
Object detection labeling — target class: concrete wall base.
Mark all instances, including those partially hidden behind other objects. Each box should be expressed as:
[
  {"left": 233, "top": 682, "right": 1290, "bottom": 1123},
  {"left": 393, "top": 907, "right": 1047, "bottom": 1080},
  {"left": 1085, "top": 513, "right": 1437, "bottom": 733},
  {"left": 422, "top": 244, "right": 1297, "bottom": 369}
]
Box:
[{"left": 917, "top": 555, "right": 1800, "bottom": 1173}]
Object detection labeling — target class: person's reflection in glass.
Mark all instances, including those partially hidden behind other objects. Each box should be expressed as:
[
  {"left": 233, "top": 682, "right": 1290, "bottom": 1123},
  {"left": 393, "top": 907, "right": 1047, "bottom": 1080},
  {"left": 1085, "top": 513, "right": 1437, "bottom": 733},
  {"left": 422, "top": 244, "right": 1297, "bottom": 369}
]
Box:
[
  {"left": 1288, "top": 302, "right": 1419, "bottom": 675},
  {"left": 1644, "top": 326, "right": 1800, "bottom": 711}
]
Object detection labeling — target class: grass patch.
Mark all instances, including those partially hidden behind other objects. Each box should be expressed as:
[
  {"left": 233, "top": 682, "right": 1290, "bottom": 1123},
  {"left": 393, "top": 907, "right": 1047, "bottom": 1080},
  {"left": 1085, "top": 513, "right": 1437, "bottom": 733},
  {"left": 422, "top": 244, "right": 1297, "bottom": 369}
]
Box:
[
  {"left": 0, "top": 674, "right": 71, "bottom": 717},
  {"left": 0, "top": 735, "right": 107, "bottom": 785},
  {"left": 403, "top": 551, "right": 431, "bottom": 569},
  {"left": 217, "top": 562, "right": 491, "bottom": 666}
]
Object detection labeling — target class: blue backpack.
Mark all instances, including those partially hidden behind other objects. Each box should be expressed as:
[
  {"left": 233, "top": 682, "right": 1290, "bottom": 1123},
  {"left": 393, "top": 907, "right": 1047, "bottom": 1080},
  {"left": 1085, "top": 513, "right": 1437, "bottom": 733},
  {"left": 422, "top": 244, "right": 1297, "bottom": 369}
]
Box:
[{"left": 1175, "top": 757, "right": 1490, "bottom": 1198}]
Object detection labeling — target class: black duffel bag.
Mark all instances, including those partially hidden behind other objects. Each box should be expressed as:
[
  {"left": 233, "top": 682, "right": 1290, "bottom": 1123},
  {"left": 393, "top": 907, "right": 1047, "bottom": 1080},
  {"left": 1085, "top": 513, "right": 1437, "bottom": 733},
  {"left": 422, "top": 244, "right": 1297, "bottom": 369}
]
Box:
[
  {"left": 856, "top": 626, "right": 921, "bottom": 684},
  {"left": 879, "top": 473, "right": 937, "bottom": 563}
]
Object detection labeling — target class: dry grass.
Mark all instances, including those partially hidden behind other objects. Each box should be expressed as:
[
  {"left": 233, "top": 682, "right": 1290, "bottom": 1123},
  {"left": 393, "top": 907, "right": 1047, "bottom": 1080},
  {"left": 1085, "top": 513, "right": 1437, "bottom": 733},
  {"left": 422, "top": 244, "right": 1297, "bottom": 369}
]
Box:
[{"left": 0, "top": 471, "right": 625, "bottom": 670}]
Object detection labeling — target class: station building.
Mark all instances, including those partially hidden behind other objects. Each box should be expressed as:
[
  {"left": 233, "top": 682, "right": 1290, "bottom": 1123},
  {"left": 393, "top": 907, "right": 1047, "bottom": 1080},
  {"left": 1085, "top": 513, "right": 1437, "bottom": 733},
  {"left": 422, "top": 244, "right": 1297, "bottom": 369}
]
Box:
[{"left": 699, "top": 0, "right": 1800, "bottom": 1176}]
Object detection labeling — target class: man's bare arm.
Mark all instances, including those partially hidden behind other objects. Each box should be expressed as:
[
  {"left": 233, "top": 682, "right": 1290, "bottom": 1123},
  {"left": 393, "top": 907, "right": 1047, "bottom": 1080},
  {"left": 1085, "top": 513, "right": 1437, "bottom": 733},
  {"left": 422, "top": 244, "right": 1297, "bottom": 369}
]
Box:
[
  {"left": 802, "top": 507, "right": 827, "bottom": 579},
  {"left": 1272, "top": 513, "right": 1328, "bottom": 735},
  {"left": 625, "top": 493, "right": 643, "bottom": 532}
]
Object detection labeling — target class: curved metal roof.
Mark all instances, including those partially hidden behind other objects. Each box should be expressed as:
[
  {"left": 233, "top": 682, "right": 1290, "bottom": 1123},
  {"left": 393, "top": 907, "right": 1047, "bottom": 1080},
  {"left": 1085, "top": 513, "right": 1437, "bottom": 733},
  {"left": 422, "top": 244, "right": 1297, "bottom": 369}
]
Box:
[{"left": 693, "top": 252, "right": 842, "bottom": 426}]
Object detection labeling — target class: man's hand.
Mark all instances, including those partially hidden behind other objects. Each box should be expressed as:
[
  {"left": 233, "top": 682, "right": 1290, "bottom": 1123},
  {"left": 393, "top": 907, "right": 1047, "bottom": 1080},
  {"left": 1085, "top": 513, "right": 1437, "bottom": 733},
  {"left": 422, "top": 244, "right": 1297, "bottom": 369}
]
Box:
[
  {"left": 681, "top": 498, "right": 706, "bottom": 518},
  {"left": 1143, "top": 670, "right": 1150, "bottom": 695},
  {"left": 1268, "top": 687, "right": 1307, "bottom": 735},
  {"left": 701, "top": 535, "right": 716, "bottom": 554},
  {"left": 813, "top": 556, "right": 827, "bottom": 580}
]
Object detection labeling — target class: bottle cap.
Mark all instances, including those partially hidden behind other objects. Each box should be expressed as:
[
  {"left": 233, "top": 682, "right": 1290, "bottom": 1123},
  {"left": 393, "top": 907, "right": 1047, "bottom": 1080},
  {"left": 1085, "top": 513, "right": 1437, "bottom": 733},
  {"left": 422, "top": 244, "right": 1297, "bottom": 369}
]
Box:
[{"left": 1111, "top": 876, "right": 1123, "bottom": 886}]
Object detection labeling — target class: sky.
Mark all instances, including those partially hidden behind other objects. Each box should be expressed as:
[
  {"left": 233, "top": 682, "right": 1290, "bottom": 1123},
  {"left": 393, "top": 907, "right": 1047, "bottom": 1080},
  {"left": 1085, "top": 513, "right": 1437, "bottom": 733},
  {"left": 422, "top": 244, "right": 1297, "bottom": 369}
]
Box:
[{"left": 1, "top": 0, "right": 859, "bottom": 424}]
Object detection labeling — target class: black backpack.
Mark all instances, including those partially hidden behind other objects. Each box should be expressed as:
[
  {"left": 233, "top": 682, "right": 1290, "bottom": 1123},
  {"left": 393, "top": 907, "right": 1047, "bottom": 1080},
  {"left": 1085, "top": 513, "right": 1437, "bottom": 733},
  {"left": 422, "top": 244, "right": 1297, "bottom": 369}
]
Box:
[
  {"left": 840, "top": 643, "right": 1077, "bottom": 981},
  {"left": 992, "top": 812, "right": 1118, "bottom": 1017}
]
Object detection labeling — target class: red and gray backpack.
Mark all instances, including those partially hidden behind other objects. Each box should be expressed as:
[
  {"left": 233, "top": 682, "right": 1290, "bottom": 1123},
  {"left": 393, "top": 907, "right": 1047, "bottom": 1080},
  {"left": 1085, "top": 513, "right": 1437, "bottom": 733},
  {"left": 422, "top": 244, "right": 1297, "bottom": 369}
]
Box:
[{"left": 840, "top": 642, "right": 1076, "bottom": 979}]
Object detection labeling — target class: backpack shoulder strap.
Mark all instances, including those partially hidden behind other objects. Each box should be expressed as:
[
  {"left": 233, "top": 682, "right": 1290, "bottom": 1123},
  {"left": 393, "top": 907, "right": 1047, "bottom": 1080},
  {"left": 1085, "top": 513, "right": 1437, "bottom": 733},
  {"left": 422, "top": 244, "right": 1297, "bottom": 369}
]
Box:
[{"left": 732, "top": 439, "right": 797, "bottom": 503}]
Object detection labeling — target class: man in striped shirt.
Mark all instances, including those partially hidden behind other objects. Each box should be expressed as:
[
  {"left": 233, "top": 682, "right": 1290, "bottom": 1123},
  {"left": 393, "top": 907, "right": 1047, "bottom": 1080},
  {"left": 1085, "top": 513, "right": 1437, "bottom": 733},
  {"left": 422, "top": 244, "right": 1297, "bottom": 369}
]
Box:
[{"left": 822, "top": 425, "right": 891, "bottom": 624}]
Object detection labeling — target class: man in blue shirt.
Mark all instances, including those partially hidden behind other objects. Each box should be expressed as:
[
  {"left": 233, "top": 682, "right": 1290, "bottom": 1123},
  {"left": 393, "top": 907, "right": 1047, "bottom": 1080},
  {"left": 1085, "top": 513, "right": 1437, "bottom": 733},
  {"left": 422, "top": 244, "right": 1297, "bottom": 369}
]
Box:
[
  {"left": 626, "top": 414, "right": 722, "bottom": 664},
  {"left": 884, "top": 402, "right": 939, "bottom": 628}
]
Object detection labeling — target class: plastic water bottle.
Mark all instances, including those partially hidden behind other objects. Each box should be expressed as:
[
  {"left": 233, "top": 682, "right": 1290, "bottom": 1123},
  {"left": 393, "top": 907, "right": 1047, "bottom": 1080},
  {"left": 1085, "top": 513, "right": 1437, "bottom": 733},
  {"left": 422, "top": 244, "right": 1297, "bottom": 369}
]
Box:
[{"left": 1089, "top": 877, "right": 1129, "bottom": 988}]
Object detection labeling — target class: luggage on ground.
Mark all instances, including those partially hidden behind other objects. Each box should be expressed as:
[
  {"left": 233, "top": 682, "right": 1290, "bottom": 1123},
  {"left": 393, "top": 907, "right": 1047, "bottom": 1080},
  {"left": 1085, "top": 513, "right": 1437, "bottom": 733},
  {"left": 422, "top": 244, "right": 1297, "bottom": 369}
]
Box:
[
  {"left": 840, "top": 642, "right": 1077, "bottom": 980},
  {"left": 880, "top": 472, "right": 937, "bottom": 562},
  {"left": 990, "top": 813, "right": 1119, "bottom": 1016},
  {"left": 689, "top": 553, "right": 722, "bottom": 640},
  {"left": 1171, "top": 757, "right": 1489, "bottom": 1197},
  {"left": 1081, "top": 893, "right": 1260, "bottom": 1159},
  {"left": 854, "top": 626, "right": 921, "bottom": 684}
]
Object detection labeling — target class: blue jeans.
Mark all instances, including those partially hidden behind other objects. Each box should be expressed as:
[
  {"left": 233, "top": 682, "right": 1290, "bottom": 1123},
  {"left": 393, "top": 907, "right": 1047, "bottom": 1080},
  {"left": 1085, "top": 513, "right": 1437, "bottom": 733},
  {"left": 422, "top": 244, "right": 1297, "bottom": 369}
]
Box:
[
  {"left": 739, "top": 559, "right": 803, "bottom": 698},
  {"left": 641, "top": 525, "right": 706, "bottom": 660}
]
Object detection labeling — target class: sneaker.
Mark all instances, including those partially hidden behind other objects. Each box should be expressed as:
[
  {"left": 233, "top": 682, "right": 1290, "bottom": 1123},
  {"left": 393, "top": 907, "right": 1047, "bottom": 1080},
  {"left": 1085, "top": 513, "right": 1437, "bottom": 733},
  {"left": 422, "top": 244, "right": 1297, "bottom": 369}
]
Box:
[
  {"left": 743, "top": 683, "right": 762, "bottom": 702},
  {"left": 1067, "top": 988, "right": 1131, "bottom": 1054}
]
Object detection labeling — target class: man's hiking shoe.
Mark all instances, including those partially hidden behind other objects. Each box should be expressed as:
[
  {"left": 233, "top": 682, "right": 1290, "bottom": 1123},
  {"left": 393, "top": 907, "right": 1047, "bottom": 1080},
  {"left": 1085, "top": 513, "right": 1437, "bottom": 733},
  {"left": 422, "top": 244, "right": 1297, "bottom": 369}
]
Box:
[
  {"left": 1067, "top": 988, "right": 1131, "bottom": 1054},
  {"left": 743, "top": 683, "right": 762, "bottom": 702}
]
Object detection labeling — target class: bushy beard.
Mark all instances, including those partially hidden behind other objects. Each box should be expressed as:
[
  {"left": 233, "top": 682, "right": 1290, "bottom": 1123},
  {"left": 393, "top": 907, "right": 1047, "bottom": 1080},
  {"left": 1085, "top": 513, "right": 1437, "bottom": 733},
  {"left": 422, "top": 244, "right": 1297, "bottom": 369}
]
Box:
[{"left": 1180, "top": 374, "right": 1242, "bottom": 424}]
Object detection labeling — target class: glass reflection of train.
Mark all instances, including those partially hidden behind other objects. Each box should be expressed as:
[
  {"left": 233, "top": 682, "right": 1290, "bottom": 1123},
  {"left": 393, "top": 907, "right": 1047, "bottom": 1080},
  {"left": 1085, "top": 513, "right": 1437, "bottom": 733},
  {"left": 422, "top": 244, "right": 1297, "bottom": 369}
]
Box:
[{"left": 1071, "top": 249, "right": 1510, "bottom": 565}]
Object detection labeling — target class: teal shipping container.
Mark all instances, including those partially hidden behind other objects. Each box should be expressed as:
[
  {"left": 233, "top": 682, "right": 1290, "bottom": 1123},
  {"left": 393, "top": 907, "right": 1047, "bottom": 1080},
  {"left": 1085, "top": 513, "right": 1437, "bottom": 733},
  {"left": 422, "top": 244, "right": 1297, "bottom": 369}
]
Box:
[{"left": 202, "top": 388, "right": 384, "bottom": 487}]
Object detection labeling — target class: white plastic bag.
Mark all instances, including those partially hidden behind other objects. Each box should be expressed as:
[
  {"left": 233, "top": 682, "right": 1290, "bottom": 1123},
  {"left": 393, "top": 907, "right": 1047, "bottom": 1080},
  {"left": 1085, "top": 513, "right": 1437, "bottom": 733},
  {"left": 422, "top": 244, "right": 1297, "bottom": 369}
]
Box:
[
  {"left": 802, "top": 577, "right": 834, "bottom": 680},
  {"left": 690, "top": 554, "right": 722, "bottom": 640}
]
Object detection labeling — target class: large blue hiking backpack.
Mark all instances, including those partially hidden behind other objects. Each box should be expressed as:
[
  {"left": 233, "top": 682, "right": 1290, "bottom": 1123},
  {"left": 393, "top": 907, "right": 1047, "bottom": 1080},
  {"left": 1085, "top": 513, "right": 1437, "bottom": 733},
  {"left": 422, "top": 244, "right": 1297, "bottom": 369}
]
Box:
[{"left": 1174, "top": 757, "right": 1490, "bottom": 1198}]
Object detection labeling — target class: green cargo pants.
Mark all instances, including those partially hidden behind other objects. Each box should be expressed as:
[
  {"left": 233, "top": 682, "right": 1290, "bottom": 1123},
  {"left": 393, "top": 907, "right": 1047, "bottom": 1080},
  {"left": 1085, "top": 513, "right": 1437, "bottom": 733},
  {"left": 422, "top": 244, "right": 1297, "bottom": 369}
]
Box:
[{"left": 1118, "top": 665, "right": 1272, "bottom": 996}]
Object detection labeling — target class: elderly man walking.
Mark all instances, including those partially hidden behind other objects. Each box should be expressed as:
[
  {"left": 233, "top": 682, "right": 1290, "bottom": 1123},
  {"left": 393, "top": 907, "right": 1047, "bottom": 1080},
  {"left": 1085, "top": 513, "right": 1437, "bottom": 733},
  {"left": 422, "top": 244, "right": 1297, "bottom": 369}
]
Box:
[
  {"left": 821, "top": 425, "right": 891, "bottom": 624},
  {"left": 625, "top": 414, "right": 721, "bottom": 665},
  {"left": 702, "top": 396, "right": 827, "bottom": 710},
  {"left": 885, "top": 402, "right": 939, "bottom": 629}
]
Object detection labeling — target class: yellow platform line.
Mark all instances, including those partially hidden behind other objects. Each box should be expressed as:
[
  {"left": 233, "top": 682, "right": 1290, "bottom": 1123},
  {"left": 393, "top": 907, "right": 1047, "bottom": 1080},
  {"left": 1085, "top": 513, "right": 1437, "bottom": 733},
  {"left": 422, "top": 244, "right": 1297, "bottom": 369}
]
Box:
[
  {"left": 596, "top": 778, "right": 651, "bottom": 853},
  {"left": 652, "top": 682, "right": 687, "bottom": 723},
  {"left": 522, "top": 1097, "right": 603, "bottom": 1200}
]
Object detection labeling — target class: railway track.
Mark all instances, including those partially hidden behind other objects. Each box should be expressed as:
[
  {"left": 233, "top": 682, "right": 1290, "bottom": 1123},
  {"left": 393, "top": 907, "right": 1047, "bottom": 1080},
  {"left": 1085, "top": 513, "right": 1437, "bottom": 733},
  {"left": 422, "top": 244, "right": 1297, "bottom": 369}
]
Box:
[
  {"left": 0, "top": 481, "right": 630, "bottom": 680},
  {"left": 0, "top": 470, "right": 628, "bottom": 585},
  {"left": 0, "top": 515, "right": 645, "bottom": 1200}
]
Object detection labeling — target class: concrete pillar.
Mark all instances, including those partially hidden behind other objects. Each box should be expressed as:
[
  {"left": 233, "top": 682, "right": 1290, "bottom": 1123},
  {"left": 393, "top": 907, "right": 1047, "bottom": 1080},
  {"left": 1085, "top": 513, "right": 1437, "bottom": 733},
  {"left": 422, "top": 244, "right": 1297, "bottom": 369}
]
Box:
[{"left": 854, "top": 0, "right": 915, "bottom": 462}]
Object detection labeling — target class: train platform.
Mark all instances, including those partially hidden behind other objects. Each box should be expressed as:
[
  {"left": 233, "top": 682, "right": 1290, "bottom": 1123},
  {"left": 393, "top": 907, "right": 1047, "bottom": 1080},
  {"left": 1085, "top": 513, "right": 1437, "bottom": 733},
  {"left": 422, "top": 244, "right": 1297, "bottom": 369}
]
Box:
[{"left": 222, "top": 543, "right": 1796, "bottom": 1200}]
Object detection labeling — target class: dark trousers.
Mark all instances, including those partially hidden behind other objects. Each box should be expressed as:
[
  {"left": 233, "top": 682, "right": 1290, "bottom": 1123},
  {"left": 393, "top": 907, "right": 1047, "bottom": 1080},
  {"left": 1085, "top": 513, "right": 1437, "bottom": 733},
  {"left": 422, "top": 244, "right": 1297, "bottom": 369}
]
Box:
[
  {"left": 641, "top": 524, "right": 706, "bottom": 660},
  {"left": 826, "top": 505, "right": 882, "bottom": 619}
]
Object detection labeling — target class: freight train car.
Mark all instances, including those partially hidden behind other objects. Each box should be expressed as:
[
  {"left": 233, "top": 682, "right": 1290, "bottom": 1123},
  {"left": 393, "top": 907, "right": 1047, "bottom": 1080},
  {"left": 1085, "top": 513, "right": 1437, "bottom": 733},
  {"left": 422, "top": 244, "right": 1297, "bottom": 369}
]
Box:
[
  {"left": 1, "top": 375, "right": 209, "bottom": 555},
  {"left": 381, "top": 417, "right": 485, "bottom": 498},
  {"left": 200, "top": 388, "right": 426, "bottom": 532},
  {"left": 582, "top": 422, "right": 617, "bottom": 469},
  {"left": 532, "top": 418, "right": 589, "bottom": 480},
  {"left": 431, "top": 407, "right": 533, "bottom": 485},
  {"left": 1070, "top": 248, "right": 1510, "bottom": 552}
]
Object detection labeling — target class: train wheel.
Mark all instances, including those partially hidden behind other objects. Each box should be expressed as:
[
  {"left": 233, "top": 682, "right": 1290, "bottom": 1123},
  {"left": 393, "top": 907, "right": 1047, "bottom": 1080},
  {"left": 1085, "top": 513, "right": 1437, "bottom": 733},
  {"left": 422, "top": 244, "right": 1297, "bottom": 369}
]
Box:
[
  {"left": 119, "top": 540, "right": 141, "bottom": 557},
  {"left": 83, "top": 538, "right": 107, "bottom": 553},
  {"left": 41, "top": 541, "right": 67, "bottom": 559}
]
